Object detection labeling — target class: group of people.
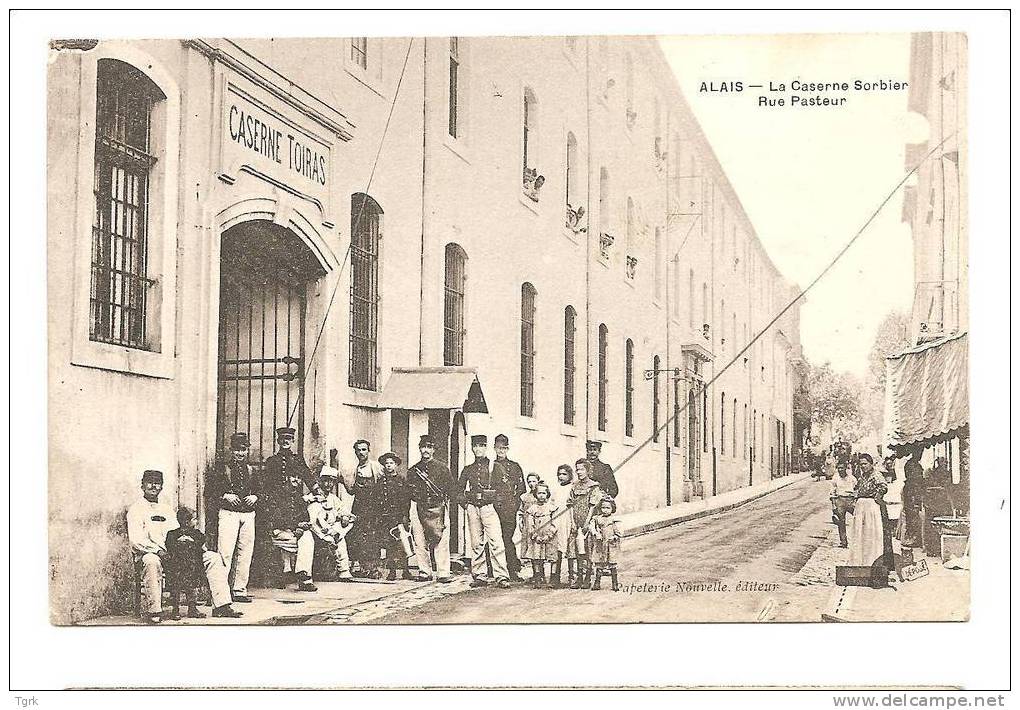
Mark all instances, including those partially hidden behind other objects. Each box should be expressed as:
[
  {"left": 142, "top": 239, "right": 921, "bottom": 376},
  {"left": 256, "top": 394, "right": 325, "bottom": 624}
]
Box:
[
  {"left": 829, "top": 447, "right": 927, "bottom": 585},
  {"left": 127, "top": 427, "right": 624, "bottom": 623}
]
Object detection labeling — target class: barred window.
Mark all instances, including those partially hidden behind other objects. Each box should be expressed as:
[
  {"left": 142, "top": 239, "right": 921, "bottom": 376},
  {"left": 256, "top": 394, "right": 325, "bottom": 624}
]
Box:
[
  {"left": 673, "top": 378, "right": 682, "bottom": 448},
  {"left": 651, "top": 354, "right": 661, "bottom": 442},
  {"left": 563, "top": 305, "right": 576, "bottom": 425},
  {"left": 90, "top": 59, "right": 164, "bottom": 349},
  {"left": 349, "top": 193, "right": 382, "bottom": 390},
  {"left": 720, "top": 392, "right": 726, "bottom": 456},
  {"left": 351, "top": 37, "right": 368, "bottom": 69},
  {"left": 523, "top": 88, "right": 537, "bottom": 173},
  {"left": 624, "top": 339, "right": 634, "bottom": 437},
  {"left": 598, "top": 324, "right": 609, "bottom": 432},
  {"left": 520, "top": 283, "right": 537, "bottom": 417},
  {"left": 444, "top": 243, "right": 467, "bottom": 366}
]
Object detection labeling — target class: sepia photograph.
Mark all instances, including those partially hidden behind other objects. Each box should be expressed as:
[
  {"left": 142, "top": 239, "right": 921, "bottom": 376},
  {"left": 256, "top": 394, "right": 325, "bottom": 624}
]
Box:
[{"left": 43, "top": 27, "right": 974, "bottom": 632}]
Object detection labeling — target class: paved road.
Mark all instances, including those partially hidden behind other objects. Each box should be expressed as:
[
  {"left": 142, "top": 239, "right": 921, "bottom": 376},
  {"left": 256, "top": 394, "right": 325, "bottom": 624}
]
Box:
[{"left": 360, "top": 477, "right": 837, "bottom": 624}]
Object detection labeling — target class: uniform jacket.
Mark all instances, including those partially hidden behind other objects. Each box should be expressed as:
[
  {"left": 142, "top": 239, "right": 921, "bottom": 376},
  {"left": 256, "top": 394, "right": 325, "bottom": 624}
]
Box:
[
  {"left": 458, "top": 457, "right": 498, "bottom": 507},
  {"left": 376, "top": 473, "right": 412, "bottom": 526},
  {"left": 210, "top": 459, "right": 260, "bottom": 513},
  {"left": 588, "top": 458, "right": 619, "bottom": 498},
  {"left": 264, "top": 481, "right": 310, "bottom": 531},
  {"left": 407, "top": 459, "right": 456, "bottom": 507},
  {"left": 492, "top": 457, "right": 526, "bottom": 515},
  {"left": 263, "top": 449, "right": 315, "bottom": 490}
]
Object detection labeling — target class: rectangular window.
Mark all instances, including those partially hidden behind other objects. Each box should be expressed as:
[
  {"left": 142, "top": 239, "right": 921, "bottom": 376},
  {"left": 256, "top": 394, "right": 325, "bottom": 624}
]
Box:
[
  {"left": 563, "top": 306, "right": 576, "bottom": 425},
  {"left": 673, "top": 379, "right": 682, "bottom": 448},
  {"left": 351, "top": 37, "right": 368, "bottom": 70},
  {"left": 624, "top": 339, "right": 634, "bottom": 437},
  {"left": 443, "top": 244, "right": 466, "bottom": 366},
  {"left": 520, "top": 284, "right": 537, "bottom": 417},
  {"left": 90, "top": 62, "right": 160, "bottom": 349},
  {"left": 598, "top": 325, "right": 609, "bottom": 432},
  {"left": 448, "top": 37, "right": 460, "bottom": 138},
  {"left": 651, "top": 355, "right": 661, "bottom": 442},
  {"left": 702, "top": 390, "right": 708, "bottom": 452}
]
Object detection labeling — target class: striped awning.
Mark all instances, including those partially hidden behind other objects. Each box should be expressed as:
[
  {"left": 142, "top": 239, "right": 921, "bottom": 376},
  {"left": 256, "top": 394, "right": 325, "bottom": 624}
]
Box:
[{"left": 884, "top": 332, "right": 969, "bottom": 451}]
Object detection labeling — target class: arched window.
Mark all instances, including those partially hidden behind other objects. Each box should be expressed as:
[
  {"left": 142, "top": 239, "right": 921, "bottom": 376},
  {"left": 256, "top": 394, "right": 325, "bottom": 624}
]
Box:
[
  {"left": 652, "top": 354, "right": 661, "bottom": 442},
  {"left": 448, "top": 37, "right": 463, "bottom": 139},
  {"left": 624, "top": 338, "right": 635, "bottom": 437},
  {"left": 720, "top": 393, "right": 726, "bottom": 456},
  {"left": 522, "top": 87, "right": 539, "bottom": 187},
  {"left": 520, "top": 282, "right": 537, "bottom": 417},
  {"left": 598, "top": 324, "right": 609, "bottom": 431},
  {"left": 349, "top": 193, "right": 383, "bottom": 390},
  {"left": 443, "top": 243, "right": 467, "bottom": 366},
  {"left": 565, "top": 131, "right": 579, "bottom": 209},
  {"left": 688, "top": 268, "right": 695, "bottom": 327},
  {"left": 654, "top": 227, "right": 664, "bottom": 300},
  {"left": 563, "top": 305, "right": 577, "bottom": 425},
  {"left": 732, "top": 397, "right": 737, "bottom": 458},
  {"left": 90, "top": 58, "right": 166, "bottom": 349},
  {"left": 625, "top": 197, "right": 636, "bottom": 279}
]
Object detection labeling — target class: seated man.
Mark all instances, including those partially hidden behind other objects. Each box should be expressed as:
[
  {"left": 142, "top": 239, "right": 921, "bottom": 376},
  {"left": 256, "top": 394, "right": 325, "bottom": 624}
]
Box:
[
  {"left": 266, "top": 470, "right": 318, "bottom": 592},
  {"left": 306, "top": 472, "right": 355, "bottom": 582},
  {"left": 127, "top": 470, "right": 242, "bottom": 624}
]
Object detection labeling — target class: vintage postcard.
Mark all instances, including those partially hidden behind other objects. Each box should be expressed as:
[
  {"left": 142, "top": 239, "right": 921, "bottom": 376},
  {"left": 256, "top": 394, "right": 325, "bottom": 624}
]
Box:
[{"left": 46, "top": 30, "right": 969, "bottom": 628}]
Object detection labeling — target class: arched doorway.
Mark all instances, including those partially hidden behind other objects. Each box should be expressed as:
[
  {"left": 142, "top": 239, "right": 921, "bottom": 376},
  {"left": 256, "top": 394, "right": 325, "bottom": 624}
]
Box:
[{"left": 215, "top": 219, "right": 326, "bottom": 464}]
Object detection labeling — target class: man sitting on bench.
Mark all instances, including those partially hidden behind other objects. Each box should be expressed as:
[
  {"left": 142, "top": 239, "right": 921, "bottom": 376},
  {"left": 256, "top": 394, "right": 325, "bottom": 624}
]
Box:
[{"left": 127, "top": 469, "right": 242, "bottom": 624}]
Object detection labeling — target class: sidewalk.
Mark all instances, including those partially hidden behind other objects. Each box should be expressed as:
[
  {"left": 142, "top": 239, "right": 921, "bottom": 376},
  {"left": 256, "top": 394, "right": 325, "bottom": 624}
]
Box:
[
  {"left": 617, "top": 472, "right": 812, "bottom": 538},
  {"left": 823, "top": 554, "right": 970, "bottom": 622},
  {"left": 82, "top": 472, "right": 811, "bottom": 626}
]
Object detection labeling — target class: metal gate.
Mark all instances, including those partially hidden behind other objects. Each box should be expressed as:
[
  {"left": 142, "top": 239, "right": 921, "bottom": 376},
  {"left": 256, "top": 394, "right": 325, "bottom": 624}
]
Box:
[{"left": 215, "top": 220, "right": 320, "bottom": 465}]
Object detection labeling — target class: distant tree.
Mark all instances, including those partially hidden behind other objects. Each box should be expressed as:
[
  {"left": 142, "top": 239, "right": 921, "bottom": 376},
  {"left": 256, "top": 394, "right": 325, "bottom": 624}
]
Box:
[
  {"left": 802, "top": 361, "right": 866, "bottom": 445},
  {"left": 862, "top": 311, "right": 913, "bottom": 433}
]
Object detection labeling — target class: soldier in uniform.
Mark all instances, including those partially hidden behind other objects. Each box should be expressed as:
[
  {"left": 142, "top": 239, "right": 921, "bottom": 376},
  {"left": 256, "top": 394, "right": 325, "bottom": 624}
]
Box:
[
  {"left": 458, "top": 434, "right": 512, "bottom": 589},
  {"left": 210, "top": 431, "right": 258, "bottom": 603},
  {"left": 585, "top": 440, "right": 620, "bottom": 499},
  {"left": 263, "top": 427, "right": 315, "bottom": 489},
  {"left": 261, "top": 427, "right": 316, "bottom": 590},
  {"left": 492, "top": 433, "right": 526, "bottom": 582},
  {"left": 407, "top": 435, "right": 457, "bottom": 583}
]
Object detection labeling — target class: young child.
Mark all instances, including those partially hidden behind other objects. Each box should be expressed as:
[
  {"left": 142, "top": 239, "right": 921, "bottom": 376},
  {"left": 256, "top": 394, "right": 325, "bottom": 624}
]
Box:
[
  {"left": 307, "top": 474, "right": 355, "bottom": 581},
  {"left": 375, "top": 452, "right": 414, "bottom": 581},
  {"left": 163, "top": 508, "right": 208, "bottom": 620},
  {"left": 587, "top": 496, "right": 622, "bottom": 591},
  {"left": 547, "top": 464, "right": 574, "bottom": 588},
  {"left": 522, "top": 483, "right": 560, "bottom": 587},
  {"left": 516, "top": 473, "right": 542, "bottom": 564},
  {"left": 567, "top": 458, "right": 605, "bottom": 589}
]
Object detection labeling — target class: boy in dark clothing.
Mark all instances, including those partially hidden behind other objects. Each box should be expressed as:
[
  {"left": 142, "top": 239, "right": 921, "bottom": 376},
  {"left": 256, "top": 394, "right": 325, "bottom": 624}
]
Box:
[
  {"left": 164, "top": 508, "right": 207, "bottom": 620},
  {"left": 376, "top": 453, "right": 414, "bottom": 581}
]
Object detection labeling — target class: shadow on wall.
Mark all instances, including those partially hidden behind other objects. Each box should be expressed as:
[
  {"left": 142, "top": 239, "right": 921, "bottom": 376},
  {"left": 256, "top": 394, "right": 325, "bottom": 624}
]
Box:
[{"left": 49, "top": 511, "right": 135, "bottom": 625}]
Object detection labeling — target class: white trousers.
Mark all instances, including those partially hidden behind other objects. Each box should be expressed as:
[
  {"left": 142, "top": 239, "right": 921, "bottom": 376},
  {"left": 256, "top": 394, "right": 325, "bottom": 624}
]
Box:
[
  {"left": 217, "top": 509, "right": 255, "bottom": 595},
  {"left": 137, "top": 551, "right": 232, "bottom": 615},
  {"left": 466, "top": 504, "right": 509, "bottom": 581},
  {"left": 278, "top": 529, "right": 315, "bottom": 578},
  {"left": 409, "top": 502, "right": 451, "bottom": 579}
]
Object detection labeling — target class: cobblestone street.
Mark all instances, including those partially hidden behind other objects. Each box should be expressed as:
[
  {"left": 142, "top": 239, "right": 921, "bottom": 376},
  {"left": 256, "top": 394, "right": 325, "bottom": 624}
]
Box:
[{"left": 311, "top": 477, "right": 843, "bottom": 624}]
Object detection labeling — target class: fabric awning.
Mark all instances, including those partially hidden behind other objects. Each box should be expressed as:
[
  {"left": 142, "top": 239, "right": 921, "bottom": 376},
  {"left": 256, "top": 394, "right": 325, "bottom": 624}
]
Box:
[
  {"left": 884, "top": 332, "right": 968, "bottom": 451},
  {"left": 377, "top": 367, "right": 488, "bottom": 413}
]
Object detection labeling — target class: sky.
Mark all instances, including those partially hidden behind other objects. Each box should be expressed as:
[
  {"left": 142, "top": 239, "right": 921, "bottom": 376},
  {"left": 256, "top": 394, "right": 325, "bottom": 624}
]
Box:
[{"left": 659, "top": 33, "right": 922, "bottom": 377}]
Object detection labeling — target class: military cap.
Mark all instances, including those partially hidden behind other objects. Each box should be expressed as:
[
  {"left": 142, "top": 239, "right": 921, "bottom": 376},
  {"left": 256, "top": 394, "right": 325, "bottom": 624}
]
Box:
[
  {"left": 418, "top": 434, "right": 436, "bottom": 448},
  {"left": 276, "top": 427, "right": 297, "bottom": 439},
  {"left": 585, "top": 440, "right": 603, "bottom": 450},
  {"left": 141, "top": 470, "right": 164, "bottom": 484},
  {"left": 494, "top": 434, "right": 510, "bottom": 446},
  {"left": 470, "top": 434, "right": 488, "bottom": 446},
  {"left": 229, "top": 432, "right": 249, "bottom": 449}
]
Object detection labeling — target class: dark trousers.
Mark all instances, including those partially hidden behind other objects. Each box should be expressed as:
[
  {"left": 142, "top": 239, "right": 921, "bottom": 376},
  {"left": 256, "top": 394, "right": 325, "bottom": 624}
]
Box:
[
  {"left": 496, "top": 509, "right": 521, "bottom": 576},
  {"left": 832, "top": 496, "right": 854, "bottom": 547}
]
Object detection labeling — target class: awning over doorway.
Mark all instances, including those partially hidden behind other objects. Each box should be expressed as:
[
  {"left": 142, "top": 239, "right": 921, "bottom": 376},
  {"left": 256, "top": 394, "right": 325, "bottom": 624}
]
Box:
[
  {"left": 885, "top": 332, "right": 968, "bottom": 451},
  {"left": 378, "top": 367, "right": 488, "bottom": 413}
]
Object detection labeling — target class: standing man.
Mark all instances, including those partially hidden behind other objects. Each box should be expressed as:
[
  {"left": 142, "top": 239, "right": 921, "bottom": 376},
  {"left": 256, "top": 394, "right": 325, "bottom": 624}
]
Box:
[
  {"left": 492, "top": 433, "right": 526, "bottom": 582},
  {"left": 459, "top": 434, "right": 512, "bottom": 589},
  {"left": 210, "top": 432, "right": 258, "bottom": 603},
  {"left": 263, "top": 426, "right": 314, "bottom": 489},
  {"left": 830, "top": 463, "right": 857, "bottom": 548},
  {"left": 346, "top": 439, "right": 385, "bottom": 578},
  {"left": 407, "top": 435, "right": 457, "bottom": 583},
  {"left": 127, "top": 469, "right": 242, "bottom": 623},
  {"left": 585, "top": 440, "right": 620, "bottom": 499}
]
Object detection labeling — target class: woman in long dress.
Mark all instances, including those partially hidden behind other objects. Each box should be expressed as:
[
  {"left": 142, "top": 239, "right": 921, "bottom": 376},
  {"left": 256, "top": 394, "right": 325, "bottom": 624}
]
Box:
[{"left": 848, "top": 453, "right": 889, "bottom": 575}]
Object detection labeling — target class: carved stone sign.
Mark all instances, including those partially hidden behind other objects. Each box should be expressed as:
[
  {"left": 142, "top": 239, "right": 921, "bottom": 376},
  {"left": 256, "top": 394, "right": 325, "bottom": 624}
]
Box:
[{"left": 218, "top": 78, "right": 334, "bottom": 226}]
